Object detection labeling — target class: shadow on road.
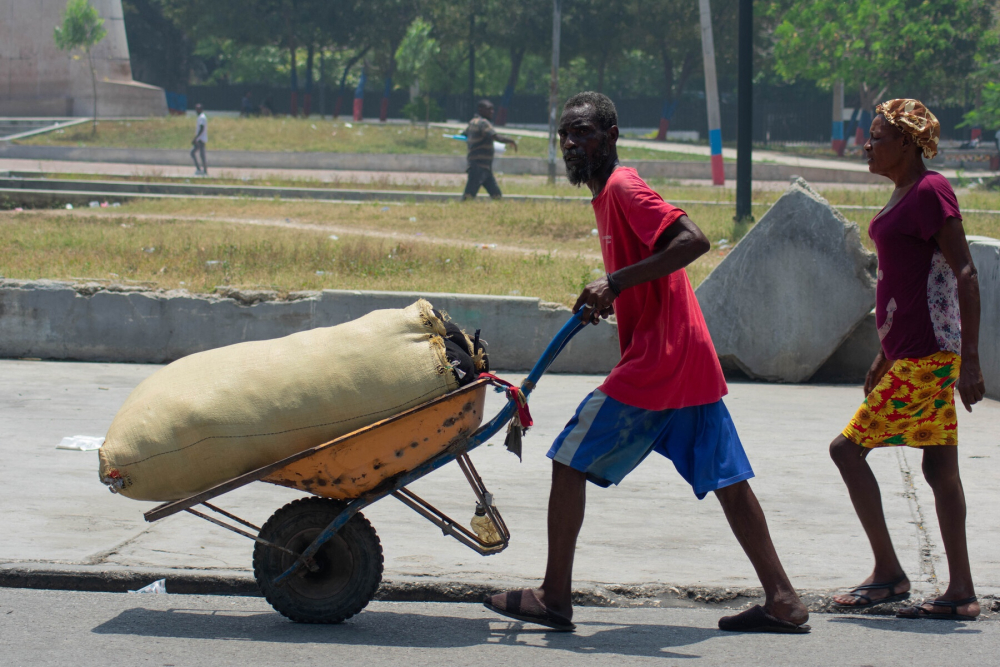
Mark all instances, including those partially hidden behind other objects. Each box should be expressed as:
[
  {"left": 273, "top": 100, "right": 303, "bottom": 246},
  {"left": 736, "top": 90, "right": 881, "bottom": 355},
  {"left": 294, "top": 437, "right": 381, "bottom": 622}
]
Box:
[
  {"left": 91, "top": 606, "right": 725, "bottom": 658},
  {"left": 828, "top": 615, "right": 982, "bottom": 635}
]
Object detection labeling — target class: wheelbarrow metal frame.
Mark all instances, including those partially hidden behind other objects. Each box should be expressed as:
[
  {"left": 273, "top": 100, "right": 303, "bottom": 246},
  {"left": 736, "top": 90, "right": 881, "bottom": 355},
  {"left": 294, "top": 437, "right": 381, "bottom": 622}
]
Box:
[{"left": 143, "top": 311, "right": 589, "bottom": 586}]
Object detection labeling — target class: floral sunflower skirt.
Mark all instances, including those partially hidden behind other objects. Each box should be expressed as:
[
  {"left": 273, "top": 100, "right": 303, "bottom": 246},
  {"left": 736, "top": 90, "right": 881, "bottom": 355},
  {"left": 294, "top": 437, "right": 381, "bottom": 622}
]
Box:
[{"left": 842, "top": 351, "right": 960, "bottom": 448}]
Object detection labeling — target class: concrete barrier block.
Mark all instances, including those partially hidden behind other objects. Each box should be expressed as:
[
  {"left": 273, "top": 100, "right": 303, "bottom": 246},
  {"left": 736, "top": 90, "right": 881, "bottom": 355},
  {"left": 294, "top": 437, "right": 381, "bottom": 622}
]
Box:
[
  {"left": 0, "top": 281, "right": 621, "bottom": 373},
  {"left": 811, "top": 311, "right": 880, "bottom": 384},
  {"left": 969, "top": 236, "right": 1000, "bottom": 400},
  {"left": 695, "top": 177, "right": 878, "bottom": 382}
]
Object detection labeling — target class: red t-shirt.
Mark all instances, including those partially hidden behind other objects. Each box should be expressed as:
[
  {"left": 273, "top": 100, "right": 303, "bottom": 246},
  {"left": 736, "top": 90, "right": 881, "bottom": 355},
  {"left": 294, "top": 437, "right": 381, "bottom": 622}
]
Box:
[
  {"left": 593, "top": 168, "right": 728, "bottom": 410},
  {"left": 870, "top": 171, "right": 963, "bottom": 360}
]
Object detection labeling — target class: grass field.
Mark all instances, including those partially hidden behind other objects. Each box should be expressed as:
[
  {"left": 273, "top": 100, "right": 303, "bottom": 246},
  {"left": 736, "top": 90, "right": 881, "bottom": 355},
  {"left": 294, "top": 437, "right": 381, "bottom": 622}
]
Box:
[
  {"left": 2, "top": 182, "right": 998, "bottom": 306},
  {"left": 18, "top": 117, "right": 707, "bottom": 162},
  {"left": 0, "top": 213, "right": 608, "bottom": 304}
]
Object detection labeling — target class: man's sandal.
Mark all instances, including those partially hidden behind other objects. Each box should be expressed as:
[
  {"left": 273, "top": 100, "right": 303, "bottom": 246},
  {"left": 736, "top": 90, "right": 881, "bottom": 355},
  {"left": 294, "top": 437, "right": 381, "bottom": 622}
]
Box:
[
  {"left": 483, "top": 589, "right": 576, "bottom": 632},
  {"left": 896, "top": 597, "right": 978, "bottom": 621},
  {"left": 717, "top": 605, "right": 811, "bottom": 634},
  {"left": 832, "top": 576, "right": 910, "bottom": 609}
]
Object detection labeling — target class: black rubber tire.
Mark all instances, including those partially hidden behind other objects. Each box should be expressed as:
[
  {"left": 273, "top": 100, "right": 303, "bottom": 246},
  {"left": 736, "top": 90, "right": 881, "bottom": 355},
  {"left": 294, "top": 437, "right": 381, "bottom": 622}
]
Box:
[{"left": 253, "top": 496, "right": 383, "bottom": 624}]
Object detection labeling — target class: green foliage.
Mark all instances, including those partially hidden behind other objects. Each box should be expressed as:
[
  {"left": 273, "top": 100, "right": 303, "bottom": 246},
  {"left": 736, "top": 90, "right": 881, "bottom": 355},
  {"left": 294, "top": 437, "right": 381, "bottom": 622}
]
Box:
[
  {"left": 394, "top": 18, "right": 439, "bottom": 89},
  {"left": 771, "top": 0, "right": 996, "bottom": 107},
  {"left": 54, "top": 0, "right": 107, "bottom": 52},
  {"left": 54, "top": 0, "right": 107, "bottom": 131},
  {"left": 401, "top": 98, "right": 446, "bottom": 123},
  {"left": 192, "top": 38, "right": 290, "bottom": 85},
  {"left": 960, "top": 82, "right": 1000, "bottom": 131}
]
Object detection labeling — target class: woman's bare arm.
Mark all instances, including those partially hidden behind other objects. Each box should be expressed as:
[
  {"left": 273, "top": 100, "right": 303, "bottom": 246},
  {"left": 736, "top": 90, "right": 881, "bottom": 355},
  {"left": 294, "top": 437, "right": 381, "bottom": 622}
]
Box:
[{"left": 934, "top": 217, "right": 985, "bottom": 411}]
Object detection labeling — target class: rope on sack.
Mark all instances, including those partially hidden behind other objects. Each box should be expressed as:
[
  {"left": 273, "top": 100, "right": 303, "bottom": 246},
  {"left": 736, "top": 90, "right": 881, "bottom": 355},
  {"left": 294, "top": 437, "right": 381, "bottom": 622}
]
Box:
[{"left": 479, "top": 373, "right": 533, "bottom": 461}]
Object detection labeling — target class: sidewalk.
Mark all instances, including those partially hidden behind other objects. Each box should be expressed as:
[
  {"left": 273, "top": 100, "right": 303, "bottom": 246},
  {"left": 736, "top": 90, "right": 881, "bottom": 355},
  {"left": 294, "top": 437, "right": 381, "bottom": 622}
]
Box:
[
  {"left": 432, "top": 123, "right": 972, "bottom": 179},
  {"left": 2, "top": 359, "right": 998, "bottom": 609}
]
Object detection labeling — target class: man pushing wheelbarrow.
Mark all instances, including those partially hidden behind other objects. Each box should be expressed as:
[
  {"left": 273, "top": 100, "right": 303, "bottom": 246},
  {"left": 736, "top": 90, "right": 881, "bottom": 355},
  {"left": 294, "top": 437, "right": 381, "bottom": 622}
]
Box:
[{"left": 484, "top": 92, "right": 811, "bottom": 634}]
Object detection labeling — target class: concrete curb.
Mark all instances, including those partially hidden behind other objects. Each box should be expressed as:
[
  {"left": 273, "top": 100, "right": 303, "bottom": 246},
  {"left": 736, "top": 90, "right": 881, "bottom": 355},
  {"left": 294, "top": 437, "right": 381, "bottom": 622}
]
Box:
[
  {"left": 0, "top": 175, "right": 593, "bottom": 205},
  {"left": 0, "top": 143, "right": 885, "bottom": 183},
  {"left": 0, "top": 281, "right": 621, "bottom": 373},
  {"left": 8, "top": 566, "right": 993, "bottom": 616}
]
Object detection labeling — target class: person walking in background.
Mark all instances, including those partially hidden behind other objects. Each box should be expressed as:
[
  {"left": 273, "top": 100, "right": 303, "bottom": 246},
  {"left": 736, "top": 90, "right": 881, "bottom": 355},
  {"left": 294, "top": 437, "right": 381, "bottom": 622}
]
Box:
[
  {"left": 830, "top": 99, "right": 985, "bottom": 621},
  {"left": 484, "top": 91, "right": 810, "bottom": 634},
  {"left": 463, "top": 99, "right": 517, "bottom": 200},
  {"left": 191, "top": 104, "right": 208, "bottom": 176},
  {"left": 240, "top": 91, "right": 255, "bottom": 117}
]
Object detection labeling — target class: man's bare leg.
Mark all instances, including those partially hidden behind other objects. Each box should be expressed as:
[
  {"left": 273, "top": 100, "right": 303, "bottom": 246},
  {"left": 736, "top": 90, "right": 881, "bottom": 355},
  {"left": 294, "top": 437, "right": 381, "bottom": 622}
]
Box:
[
  {"left": 536, "top": 461, "right": 587, "bottom": 620},
  {"left": 829, "top": 435, "right": 910, "bottom": 605},
  {"left": 901, "top": 446, "right": 979, "bottom": 617},
  {"left": 714, "top": 480, "right": 809, "bottom": 625}
]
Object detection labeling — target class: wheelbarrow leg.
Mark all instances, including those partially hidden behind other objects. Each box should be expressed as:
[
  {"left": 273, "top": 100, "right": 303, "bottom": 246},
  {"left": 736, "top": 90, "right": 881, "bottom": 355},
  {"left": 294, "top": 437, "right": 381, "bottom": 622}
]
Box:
[{"left": 391, "top": 452, "right": 510, "bottom": 555}]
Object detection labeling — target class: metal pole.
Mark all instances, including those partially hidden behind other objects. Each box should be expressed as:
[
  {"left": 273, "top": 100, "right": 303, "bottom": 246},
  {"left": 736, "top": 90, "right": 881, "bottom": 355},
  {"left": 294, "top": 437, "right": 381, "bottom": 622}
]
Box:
[
  {"left": 547, "top": 0, "right": 561, "bottom": 185},
  {"left": 698, "top": 0, "right": 724, "bottom": 186},
  {"left": 735, "top": 0, "right": 753, "bottom": 220}
]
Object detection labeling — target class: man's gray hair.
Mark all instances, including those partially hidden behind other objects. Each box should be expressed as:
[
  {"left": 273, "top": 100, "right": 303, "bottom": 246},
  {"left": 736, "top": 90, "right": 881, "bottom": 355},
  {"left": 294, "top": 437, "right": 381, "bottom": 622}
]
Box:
[{"left": 563, "top": 91, "right": 617, "bottom": 131}]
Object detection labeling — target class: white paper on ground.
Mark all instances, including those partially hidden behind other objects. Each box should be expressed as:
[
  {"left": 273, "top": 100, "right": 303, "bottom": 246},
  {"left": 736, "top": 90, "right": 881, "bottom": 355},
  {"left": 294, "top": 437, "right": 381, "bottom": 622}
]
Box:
[
  {"left": 129, "top": 579, "right": 167, "bottom": 594},
  {"left": 56, "top": 436, "right": 105, "bottom": 451}
]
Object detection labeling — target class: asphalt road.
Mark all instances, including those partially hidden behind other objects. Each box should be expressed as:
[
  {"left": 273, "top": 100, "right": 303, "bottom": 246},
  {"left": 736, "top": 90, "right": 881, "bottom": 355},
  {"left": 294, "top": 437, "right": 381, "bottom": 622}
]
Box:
[{"left": 0, "top": 589, "right": 994, "bottom": 667}]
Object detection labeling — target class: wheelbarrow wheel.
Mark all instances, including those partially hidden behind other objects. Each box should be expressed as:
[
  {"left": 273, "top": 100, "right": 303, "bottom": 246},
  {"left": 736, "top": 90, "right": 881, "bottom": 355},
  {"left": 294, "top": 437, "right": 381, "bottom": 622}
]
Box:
[{"left": 253, "top": 496, "right": 383, "bottom": 624}]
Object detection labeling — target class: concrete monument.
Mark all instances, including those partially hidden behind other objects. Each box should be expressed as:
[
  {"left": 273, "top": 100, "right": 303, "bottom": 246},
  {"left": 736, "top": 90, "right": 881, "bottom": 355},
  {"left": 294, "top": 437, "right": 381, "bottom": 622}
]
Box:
[{"left": 0, "top": 0, "right": 166, "bottom": 117}]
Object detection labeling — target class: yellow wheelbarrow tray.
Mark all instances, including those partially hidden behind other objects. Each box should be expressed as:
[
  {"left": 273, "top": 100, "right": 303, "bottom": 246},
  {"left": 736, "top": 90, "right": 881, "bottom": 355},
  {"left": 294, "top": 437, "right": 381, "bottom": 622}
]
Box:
[{"left": 142, "top": 311, "right": 590, "bottom": 624}]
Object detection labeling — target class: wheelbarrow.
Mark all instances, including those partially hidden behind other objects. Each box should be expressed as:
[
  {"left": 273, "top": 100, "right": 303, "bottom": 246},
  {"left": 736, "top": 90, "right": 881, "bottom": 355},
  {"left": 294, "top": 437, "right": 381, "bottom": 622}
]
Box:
[{"left": 142, "top": 311, "right": 589, "bottom": 623}]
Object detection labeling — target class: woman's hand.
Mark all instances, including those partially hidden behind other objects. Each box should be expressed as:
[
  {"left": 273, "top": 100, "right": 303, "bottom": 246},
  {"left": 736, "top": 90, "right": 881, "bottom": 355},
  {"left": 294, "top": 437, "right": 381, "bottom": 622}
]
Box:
[
  {"left": 956, "top": 354, "right": 986, "bottom": 412},
  {"left": 864, "top": 350, "right": 893, "bottom": 396}
]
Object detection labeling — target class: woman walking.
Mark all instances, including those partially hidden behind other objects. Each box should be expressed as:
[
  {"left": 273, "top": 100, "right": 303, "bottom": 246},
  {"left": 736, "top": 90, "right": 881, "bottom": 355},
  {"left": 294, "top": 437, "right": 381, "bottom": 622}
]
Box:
[{"left": 829, "top": 99, "right": 986, "bottom": 620}]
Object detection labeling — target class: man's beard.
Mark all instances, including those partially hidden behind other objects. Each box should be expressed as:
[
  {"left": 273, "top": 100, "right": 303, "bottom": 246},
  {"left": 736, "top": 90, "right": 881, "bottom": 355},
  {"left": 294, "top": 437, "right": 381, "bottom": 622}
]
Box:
[{"left": 564, "top": 142, "right": 611, "bottom": 186}]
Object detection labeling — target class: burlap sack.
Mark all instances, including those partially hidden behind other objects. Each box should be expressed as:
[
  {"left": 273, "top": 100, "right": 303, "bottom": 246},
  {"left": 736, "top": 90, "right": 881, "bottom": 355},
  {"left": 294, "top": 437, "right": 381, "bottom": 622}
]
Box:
[{"left": 99, "top": 300, "right": 457, "bottom": 501}]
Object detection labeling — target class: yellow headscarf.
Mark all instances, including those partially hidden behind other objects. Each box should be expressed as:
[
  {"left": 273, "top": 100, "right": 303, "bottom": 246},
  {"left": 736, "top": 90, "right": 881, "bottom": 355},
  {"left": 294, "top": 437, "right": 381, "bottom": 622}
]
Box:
[{"left": 875, "top": 99, "right": 940, "bottom": 159}]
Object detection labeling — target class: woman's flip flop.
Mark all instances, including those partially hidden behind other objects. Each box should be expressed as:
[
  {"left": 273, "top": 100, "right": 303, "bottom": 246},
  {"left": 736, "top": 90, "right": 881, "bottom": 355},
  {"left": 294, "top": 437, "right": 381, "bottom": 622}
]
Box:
[
  {"left": 896, "top": 597, "right": 978, "bottom": 621},
  {"left": 832, "top": 576, "right": 910, "bottom": 609}
]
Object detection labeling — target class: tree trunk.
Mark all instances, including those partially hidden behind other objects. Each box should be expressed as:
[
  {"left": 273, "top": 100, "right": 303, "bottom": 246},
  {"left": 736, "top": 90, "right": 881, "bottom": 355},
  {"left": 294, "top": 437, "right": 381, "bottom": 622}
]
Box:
[
  {"left": 318, "top": 47, "right": 325, "bottom": 118},
  {"left": 497, "top": 46, "right": 525, "bottom": 126},
  {"left": 655, "top": 46, "right": 676, "bottom": 140},
  {"left": 289, "top": 41, "right": 299, "bottom": 117},
  {"left": 337, "top": 47, "right": 369, "bottom": 118},
  {"left": 304, "top": 43, "right": 314, "bottom": 117},
  {"left": 468, "top": 10, "right": 475, "bottom": 111},
  {"left": 88, "top": 47, "right": 98, "bottom": 134}
]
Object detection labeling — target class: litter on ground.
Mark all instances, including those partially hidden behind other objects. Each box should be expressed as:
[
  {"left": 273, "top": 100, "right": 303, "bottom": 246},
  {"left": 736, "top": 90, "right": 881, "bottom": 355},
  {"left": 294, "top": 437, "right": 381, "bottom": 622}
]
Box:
[
  {"left": 129, "top": 579, "right": 167, "bottom": 594},
  {"left": 56, "top": 435, "right": 104, "bottom": 451}
]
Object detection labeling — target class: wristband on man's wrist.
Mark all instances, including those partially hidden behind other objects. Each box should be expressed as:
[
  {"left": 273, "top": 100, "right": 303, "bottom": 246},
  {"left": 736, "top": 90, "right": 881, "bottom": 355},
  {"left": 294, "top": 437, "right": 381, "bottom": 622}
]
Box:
[{"left": 606, "top": 272, "right": 623, "bottom": 298}]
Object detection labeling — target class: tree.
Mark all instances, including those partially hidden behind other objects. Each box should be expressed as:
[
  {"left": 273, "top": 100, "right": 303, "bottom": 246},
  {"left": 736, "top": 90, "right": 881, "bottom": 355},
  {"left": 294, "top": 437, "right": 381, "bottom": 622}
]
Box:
[
  {"left": 54, "top": 0, "right": 108, "bottom": 133},
  {"left": 363, "top": 0, "right": 422, "bottom": 121},
  {"left": 564, "top": 0, "right": 633, "bottom": 95},
  {"left": 478, "top": 0, "right": 552, "bottom": 125},
  {"left": 632, "top": 0, "right": 707, "bottom": 140},
  {"left": 396, "top": 17, "right": 441, "bottom": 137},
  {"left": 122, "top": 0, "right": 191, "bottom": 92},
  {"left": 960, "top": 81, "right": 1000, "bottom": 131},
  {"left": 771, "top": 0, "right": 995, "bottom": 117}
]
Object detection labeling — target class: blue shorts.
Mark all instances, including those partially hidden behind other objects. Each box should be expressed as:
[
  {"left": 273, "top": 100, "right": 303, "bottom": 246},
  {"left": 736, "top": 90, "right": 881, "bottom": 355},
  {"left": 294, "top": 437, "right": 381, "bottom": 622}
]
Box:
[{"left": 546, "top": 390, "right": 754, "bottom": 499}]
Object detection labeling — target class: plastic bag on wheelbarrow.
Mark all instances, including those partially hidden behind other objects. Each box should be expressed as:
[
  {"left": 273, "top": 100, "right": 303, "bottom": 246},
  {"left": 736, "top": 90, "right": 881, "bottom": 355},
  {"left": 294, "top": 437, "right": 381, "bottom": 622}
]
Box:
[{"left": 99, "top": 300, "right": 460, "bottom": 501}]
